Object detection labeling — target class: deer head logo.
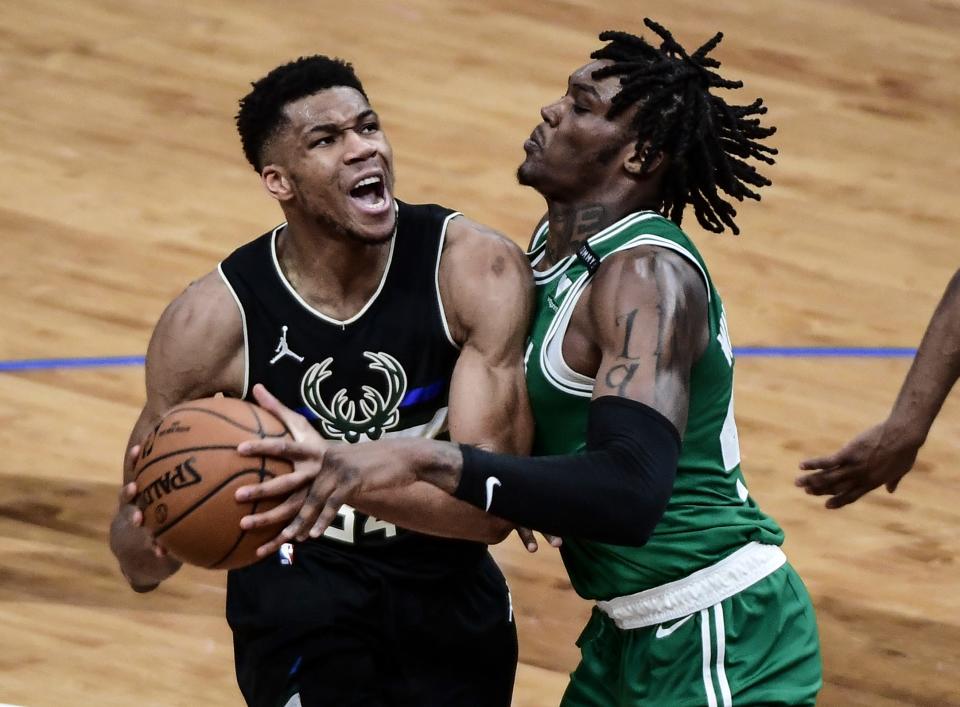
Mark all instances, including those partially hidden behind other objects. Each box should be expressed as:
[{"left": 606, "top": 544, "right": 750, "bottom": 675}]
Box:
[{"left": 300, "top": 351, "right": 407, "bottom": 443}]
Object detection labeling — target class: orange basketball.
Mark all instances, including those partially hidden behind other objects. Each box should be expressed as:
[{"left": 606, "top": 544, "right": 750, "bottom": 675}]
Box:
[{"left": 133, "top": 396, "right": 294, "bottom": 570}]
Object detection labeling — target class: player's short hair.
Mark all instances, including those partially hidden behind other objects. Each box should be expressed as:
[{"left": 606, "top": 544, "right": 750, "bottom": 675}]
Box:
[
  {"left": 236, "top": 55, "right": 367, "bottom": 172},
  {"left": 592, "top": 19, "right": 777, "bottom": 235}
]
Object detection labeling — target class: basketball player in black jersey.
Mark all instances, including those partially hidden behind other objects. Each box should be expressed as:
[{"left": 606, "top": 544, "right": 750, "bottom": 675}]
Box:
[{"left": 108, "top": 55, "right": 534, "bottom": 707}]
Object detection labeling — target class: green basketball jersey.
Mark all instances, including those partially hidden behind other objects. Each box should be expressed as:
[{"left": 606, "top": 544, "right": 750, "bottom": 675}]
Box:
[{"left": 525, "top": 211, "right": 784, "bottom": 601}]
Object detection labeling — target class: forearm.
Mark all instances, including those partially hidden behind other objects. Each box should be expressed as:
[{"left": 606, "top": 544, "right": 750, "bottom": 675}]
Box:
[
  {"left": 362, "top": 356, "right": 528, "bottom": 541},
  {"left": 887, "top": 269, "right": 960, "bottom": 443},
  {"left": 447, "top": 357, "right": 534, "bottom": 455},
  {"left": 417, "top": 398, "right": 680, "bottom": 545},
  {"left": 351, "top": 482, "right": 511, "bottom": 544}
]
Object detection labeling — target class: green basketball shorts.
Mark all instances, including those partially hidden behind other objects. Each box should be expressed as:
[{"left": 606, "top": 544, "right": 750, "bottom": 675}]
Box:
[{"left": 560, "top": 563, "right": 821, "bottom": 706}]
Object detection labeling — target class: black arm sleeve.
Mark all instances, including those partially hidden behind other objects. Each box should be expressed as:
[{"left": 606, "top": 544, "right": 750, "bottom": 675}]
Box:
[{"left": 453, "top": 396, "right": 680, "bottom": 546}]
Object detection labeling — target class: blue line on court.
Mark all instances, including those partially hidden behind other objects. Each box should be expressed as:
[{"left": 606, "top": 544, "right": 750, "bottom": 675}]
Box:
[
  {"left": 734, "top": 347, "right": 916, "bottom": 358},
  {"left": 0, "top": 355, "right": 146, "bottom": 372},
  {"left": 0, "top": 347, "right": 919, "bottom": 372}
]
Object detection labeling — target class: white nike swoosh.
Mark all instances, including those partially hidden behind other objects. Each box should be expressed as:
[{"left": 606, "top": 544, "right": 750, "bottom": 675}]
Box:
[
  {"left": 484, "top": 476, "right": 501, "bottom": 512},
  {"left": 654, "top": 614, "right": 695, "bottom": 639}
]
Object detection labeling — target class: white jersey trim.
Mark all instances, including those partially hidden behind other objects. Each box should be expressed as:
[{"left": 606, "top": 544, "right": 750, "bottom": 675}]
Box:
[
  {"left": 596, "top": 542, "right": 786, "bottom": 630},
  {"left": 269, "top": 215, "right": 398, "bottom": 327},
  {"left": 540, "top": 271, "right": 594, "bottom": 397},
  {"left": 700, "top": 611, "right": 718, "bottom": 707},
  {"left": 713, "top": 604, "right": 733, "bottom": 707},
  {"left": 434, "top": 212, "right": 462, "bottom": 350},
  {"left": 531, "top": 211, "right": 660, "bottom": 285},
  {"left": 217, "top": 263, "right": 250, "bottom": 399},
  {"left": 526, "top": 220, "right": 550, "bottom": 255},
  {"left": 532, "top": 252, "right": 575, "bottom": 284},
  {"left": 538, "top": 229, "right": 711, "bottom": 396}
]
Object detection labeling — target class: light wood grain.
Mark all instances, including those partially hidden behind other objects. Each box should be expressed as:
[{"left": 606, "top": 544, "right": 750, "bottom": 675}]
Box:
[{"left": 1, "top": 1, "right": 958, "bottom": 705}]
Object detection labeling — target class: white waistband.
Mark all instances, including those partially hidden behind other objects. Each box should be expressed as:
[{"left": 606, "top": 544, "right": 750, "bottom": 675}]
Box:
[{"left": 596, "top": 542, "right": 787, "bottom": 630}]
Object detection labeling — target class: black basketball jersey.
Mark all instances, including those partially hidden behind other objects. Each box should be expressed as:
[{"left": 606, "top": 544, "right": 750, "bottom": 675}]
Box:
[{"left": 218, "top": 201, "right": 486, "bottom": 579}]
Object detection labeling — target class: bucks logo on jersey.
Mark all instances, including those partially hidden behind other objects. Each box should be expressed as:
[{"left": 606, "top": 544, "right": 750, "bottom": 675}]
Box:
[{"left": 300, "top": 351, "right": 408, "bottom": 443}]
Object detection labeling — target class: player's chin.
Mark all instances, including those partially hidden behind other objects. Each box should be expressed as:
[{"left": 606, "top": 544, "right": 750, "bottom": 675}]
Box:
[
  {"left": 516, "top": 157, "right": 542, "bottom": 187},
  {"left": 343, "top": 198, "right": 396, "bottom": 243},
  {"left": 350, "top": 213, "right": 397, "bottom": 244}
]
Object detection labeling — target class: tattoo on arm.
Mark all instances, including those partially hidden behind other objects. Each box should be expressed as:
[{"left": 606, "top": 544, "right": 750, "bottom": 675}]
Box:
[
  {"left": 596, "top": 250, "right": 706, "bottom": 430},
  {"left": 604, "top": 363, "right": 639, "bottom": 397},
  {"left": 616, "top": 309, "right": 639, "bottom": 358}
]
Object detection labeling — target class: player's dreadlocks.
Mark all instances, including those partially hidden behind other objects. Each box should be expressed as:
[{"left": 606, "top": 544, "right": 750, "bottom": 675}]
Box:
[
  {"left": 236, "top": 55, "right": 367, "bottom": 173},
  {"left": 591, "top": 19, "right": 777, "bottom": 235}
]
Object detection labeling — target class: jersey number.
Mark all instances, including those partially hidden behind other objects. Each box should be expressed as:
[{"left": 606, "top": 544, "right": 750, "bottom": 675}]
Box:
[{"left": 323, "top": 504, "right": 397, "bottom": 544}]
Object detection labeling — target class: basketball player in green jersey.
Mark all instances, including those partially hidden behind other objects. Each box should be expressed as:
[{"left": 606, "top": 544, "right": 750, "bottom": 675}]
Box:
[{"left": 237, "top": 20, "right": 822, "bottom": 705}]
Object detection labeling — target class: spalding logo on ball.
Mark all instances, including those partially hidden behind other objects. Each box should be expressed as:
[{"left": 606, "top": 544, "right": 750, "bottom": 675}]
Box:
[{"left": 133, "top": 396, "right": 294, "bottom": 570}]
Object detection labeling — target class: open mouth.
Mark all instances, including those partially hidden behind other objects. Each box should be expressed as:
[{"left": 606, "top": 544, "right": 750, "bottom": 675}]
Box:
[{"left": 348, "top": 175, "right": 390, "bottom": 214}]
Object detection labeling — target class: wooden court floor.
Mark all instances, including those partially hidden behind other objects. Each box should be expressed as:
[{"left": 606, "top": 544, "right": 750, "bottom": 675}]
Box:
[{"left": 1, "top": 1, "right": 958, "bottom": 704}]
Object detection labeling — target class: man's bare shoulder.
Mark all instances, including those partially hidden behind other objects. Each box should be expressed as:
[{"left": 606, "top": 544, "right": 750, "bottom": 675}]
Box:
[
  {"left": 438, "top": 216, "right": 533, "bottom": 345},
  {"left": 585, "top": 244, "right": 710, "bottom": 367},
  {"left": 442, "top": 216, "right": 531, "bottom": 287},
  {"left": 589, "top": 245, "right": 707, "bottom": 313},
  {"left": 147, "top": 269, "right": 245, "bottom": 401}
]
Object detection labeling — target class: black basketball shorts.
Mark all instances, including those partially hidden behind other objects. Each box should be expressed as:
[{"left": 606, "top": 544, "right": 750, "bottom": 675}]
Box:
[{"left": 229, "top": 550, "right": 518, "bottom": 707}]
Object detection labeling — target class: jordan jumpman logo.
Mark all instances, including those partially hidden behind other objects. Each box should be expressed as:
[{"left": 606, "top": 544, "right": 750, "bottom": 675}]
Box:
[{"left": 270, "top": 326, "right": 305, "bottom": 365}]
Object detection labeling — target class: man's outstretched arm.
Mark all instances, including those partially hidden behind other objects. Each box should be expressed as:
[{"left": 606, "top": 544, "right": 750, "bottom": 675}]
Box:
[
  {"left": 797, "top": 268, "right": 960, "bottom": 507},
  {"left": 241, "top": 246, "right": 708, "bottom": 546}
]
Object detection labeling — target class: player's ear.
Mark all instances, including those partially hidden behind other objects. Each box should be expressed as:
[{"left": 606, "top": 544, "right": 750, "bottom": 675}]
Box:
[
  {"left": 261, "top": 165, "right": 293, "bottom": 202},
  {"left": 624, "top": 142, "right": 666, "bottom": 177}
]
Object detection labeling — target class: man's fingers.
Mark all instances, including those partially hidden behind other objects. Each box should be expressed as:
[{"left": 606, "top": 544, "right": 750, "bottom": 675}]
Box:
[
  {"left": 252, "top": 384, "right": 313, "bottom": 438},
  {"left": 235, "top": 470, "right": 312, "bottom": 502},
  {"left": 795, "top": 467, "right": 856, "bottom": 494},
  {"left": 308, "top": 494, "right": 348, "bottom": 539},
  {"left": 545, "top": 534, "right": 563, "bottom": 548},
  {"left": 119, "top": 482, "right": 138, "bottom": 505},
  {"left": 798, "top": 453, "right": 843, "bottom": 472},
  {"left": 255, "top": 534, "right": 290, "bottom": 558},
  {"left": 240, "top": 490, "right": 305, "bottom": 529},
  {"left": 516, "top": 527, "right": 538, "bottom": 553},
  {"left": 118, "top": 483, "right": 145, "bottom": 528},
  {"left": 127, "top": 445, "right": 142, "bottom": 463},
  {"left": 825, "top": 486, "right": 869, "bottom": 509},
  {"left": 237, "top": 437, "right": 316, "bottom": 461},
  {"left": 284, "top": 479, "right": 332, "bottom": 542}
]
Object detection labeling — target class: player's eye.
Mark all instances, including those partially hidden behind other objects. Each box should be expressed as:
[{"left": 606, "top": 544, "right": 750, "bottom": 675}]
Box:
[
  {"left": 310, "top": 135, "right": 335, "bottom": 148},
  {"left": 359, "top": 122, "right": 379, "bottom": 134}
]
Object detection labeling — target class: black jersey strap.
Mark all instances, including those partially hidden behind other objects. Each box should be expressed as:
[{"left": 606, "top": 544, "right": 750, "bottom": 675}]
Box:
[
  {"left": 576, "top": 242, "right": 602, "bottom": 276},
  {"left": 454, "top": 396, "right": 679, "bottom": 545}
]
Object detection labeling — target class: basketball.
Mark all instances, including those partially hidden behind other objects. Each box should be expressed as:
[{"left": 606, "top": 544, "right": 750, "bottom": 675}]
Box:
[{"left": 133, "top": 396, "right": 294, "bottom": 570}]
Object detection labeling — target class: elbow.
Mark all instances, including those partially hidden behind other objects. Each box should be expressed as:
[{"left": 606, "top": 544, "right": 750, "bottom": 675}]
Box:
[
  {"left": 129, "top": 580, "right": 161, "bottom": 594},
  {"left": 604, "top": 491, "right": 670, "bottom": 547}
]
